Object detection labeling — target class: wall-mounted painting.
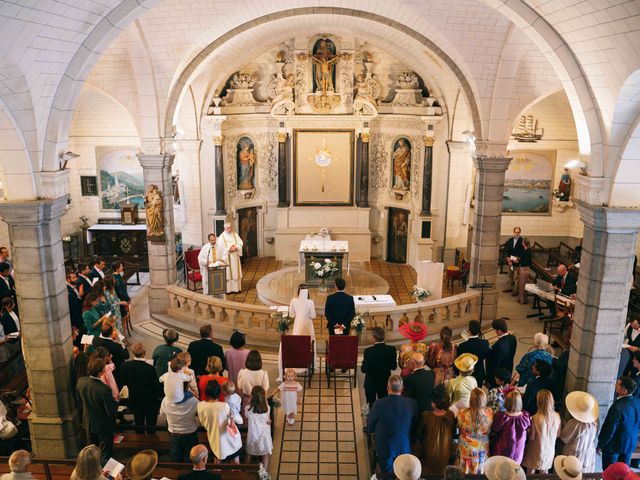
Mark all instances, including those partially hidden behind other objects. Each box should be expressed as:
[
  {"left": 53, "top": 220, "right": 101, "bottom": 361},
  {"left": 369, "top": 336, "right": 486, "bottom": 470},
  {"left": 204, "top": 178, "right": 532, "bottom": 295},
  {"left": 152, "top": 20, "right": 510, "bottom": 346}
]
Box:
[
  {"left": 236, "top": 136, "right": 256, "bottom": 190},
  {"left": 502, "top": 150, "right": 555, "bottom": 215},
  {"left": 96, "top": 147, "right": 144, "bottom": 211},
  {"left": 391, "top": 137, "right": 411, "bottom": 191},
  {"left": 387, "top": 207, "right": 409, "bottom": 263},
  {"left": 293, "top": 129, "right": 354, "bottom": 206},
  {"left": 238, "top": 206, "right": 258, "bottom": 258}
]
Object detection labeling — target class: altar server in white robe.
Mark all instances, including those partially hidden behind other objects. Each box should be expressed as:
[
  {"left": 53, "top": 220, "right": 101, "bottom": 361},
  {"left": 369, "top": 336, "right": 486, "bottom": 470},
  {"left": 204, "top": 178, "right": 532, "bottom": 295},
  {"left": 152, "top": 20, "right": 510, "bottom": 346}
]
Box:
[
  {"left": 218, "top": 223, "right": 244, "bottom": 293},
  {"left": 277, "top": 285, "right": 316, "bottom": 381},
  {"left": 198, "top": 233, "right": 224, "bottom": 295}
]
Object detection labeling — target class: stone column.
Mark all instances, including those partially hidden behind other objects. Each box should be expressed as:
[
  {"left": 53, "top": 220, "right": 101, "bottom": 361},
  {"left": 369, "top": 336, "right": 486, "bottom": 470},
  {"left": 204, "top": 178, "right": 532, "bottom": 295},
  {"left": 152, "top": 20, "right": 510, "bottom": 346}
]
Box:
[
  {"left": 469, "top": 156, "right": 512, "bottom": 325},
  {"left": 138, "top": 153, "right": 177, "bottom": 314},
  {"left": 565, "top": 202, "right": 640, "bottom": 416},
  {"left": 277, "top": 132, "right": 289, "bottom": 207},
  {"left": 421, "top": 136, "right": 434, "bottom": 215},
  {"left": 213, "top": 136, "right": 226, "bottom": 215},
  {"left": 174, "top": 140, "right": 203, "bottom": 246},
  {"left": 358, "top": 132, "right": 370, "bottom": 208},
  {"left": 0, "top": 196, "right": 81, "bottom": 458}
]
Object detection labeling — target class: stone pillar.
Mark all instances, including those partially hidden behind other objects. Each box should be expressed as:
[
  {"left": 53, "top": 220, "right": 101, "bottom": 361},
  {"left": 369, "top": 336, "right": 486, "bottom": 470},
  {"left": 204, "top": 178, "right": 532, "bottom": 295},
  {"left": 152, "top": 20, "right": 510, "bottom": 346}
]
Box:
[
  {"left": 421, "top": 136, "right": 434, "bottom": 215},
  {"left": 213, "top": 136, "right": 225, "bottom": 215},
  {"left": 565, "top": 202, "right": 640, "bottom": 416},
  {"left": 358, "top": 132, "right": 370, "bottom": 208},
  {"left": 138, "top": 153, "right": 177, "bottom": 314},
  {"left": 0, "top": 196, "right": 81, "bottom": 458},
  {"left": 277, "top": 132, "right": 289, "bottom": 207},
  {"left": 469, "top": 156, "right": 512, "bottom": 325},
  {"left": 174, "top": 140, "right": 203, "bottom": 246}
]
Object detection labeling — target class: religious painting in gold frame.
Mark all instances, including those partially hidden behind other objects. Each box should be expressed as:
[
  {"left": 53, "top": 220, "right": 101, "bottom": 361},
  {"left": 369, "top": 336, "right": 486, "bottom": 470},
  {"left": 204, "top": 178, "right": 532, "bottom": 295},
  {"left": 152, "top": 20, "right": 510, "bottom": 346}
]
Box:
[{"left": 293, "top": 129, "right": 354, "bottom": 206}]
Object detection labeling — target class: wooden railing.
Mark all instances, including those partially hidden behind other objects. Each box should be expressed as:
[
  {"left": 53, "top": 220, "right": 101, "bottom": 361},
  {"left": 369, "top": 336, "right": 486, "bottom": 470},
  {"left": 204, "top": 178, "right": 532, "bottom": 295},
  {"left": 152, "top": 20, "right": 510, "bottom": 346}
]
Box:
[{"left": 166, "top": 285, "right": 480, "bottom": 348}]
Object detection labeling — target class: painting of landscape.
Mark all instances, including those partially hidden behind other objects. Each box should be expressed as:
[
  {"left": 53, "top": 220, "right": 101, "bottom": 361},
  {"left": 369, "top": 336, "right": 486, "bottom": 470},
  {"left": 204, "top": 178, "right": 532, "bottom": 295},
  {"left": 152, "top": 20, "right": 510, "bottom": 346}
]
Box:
[
  {"left": 502, "top": 150, "right": 555, "bottom": 215},
  {"left": 96, "top": 147, "right": 145, "bottom": 211}
]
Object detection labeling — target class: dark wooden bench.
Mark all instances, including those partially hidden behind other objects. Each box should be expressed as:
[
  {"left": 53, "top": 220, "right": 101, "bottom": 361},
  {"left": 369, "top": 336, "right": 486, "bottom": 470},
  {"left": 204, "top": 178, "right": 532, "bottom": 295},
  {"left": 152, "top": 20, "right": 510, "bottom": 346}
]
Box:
[{"left": 0, "top": 458, "right": 260, "bottom": 480}]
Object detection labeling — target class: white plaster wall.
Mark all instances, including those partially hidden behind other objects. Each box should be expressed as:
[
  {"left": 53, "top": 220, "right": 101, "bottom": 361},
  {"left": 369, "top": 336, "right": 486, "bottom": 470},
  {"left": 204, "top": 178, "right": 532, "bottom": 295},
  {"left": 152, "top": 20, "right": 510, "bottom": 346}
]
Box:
[
  {"left": 501, "top": 91, "right": 583, "bottom": 239},
  {"left": 65, "top": 87, "right": 140, "bottom": 237}
]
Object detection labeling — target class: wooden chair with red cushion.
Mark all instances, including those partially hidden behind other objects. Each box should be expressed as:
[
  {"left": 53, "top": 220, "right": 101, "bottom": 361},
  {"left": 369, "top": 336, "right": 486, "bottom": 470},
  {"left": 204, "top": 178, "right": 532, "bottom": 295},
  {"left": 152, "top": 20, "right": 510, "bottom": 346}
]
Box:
[
  {"left": 325, "top": 335, "right": 359, "bottom": 387},
  {"left": 184, "top": 248, "right": 202, "bottom": 291},
  {"left": 281, "top": 335, "right": 314, "bottom": 387}
]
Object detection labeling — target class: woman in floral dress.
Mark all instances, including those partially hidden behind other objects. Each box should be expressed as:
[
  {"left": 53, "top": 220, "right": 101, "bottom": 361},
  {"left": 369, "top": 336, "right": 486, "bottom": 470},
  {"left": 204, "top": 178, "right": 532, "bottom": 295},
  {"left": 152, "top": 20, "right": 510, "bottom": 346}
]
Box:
[
  {"left": 456, "top": 388, "right": 493, "bottom": 474},
  {"left": 104, "top": 275, "right": 125, "bottom": 335}
]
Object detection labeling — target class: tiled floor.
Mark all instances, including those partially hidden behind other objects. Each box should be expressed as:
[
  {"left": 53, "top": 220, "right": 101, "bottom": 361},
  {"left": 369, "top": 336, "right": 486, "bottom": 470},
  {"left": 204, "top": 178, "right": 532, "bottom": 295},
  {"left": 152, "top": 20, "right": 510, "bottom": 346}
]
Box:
[
  {"left": 225, "top": 256, "right": 459, "bottom": 306},
  {"left": 274, "top": 371, "right": 364, "bottom": 480}
]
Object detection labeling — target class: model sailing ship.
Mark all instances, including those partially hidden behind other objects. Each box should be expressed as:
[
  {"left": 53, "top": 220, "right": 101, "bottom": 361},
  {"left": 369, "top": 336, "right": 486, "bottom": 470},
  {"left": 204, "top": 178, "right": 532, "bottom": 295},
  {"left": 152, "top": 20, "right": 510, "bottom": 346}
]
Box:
[{"left": 511, "top": 115, "right": 544, "bottom": 142}]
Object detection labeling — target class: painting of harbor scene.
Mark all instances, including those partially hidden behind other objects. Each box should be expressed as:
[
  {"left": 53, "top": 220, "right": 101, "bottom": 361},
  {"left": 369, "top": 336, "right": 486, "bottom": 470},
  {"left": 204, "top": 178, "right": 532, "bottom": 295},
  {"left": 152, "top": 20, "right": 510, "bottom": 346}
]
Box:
[
  {"left": 96, "top": 147, "right": 145, "bottom": 211},
  {"left": 502, "top": 150, "right": 554, "bottom": 215}
]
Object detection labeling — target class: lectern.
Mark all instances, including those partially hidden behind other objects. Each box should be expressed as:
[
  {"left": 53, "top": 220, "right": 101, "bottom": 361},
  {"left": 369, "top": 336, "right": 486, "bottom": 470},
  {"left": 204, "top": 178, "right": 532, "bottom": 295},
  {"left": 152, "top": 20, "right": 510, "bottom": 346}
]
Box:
[{"left": 207, "top": 266, "right": 227, "bottom": 295}]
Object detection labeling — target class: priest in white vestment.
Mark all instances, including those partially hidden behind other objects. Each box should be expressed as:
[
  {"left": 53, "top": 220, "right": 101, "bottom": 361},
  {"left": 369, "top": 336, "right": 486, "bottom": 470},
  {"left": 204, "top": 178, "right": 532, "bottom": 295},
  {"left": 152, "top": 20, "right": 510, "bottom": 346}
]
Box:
[
  {"left": 218, "top": 223, "right": 243, "bottom": 293},
  {"left": 198, "top": 233, "right": 224, "bottom": 295}
]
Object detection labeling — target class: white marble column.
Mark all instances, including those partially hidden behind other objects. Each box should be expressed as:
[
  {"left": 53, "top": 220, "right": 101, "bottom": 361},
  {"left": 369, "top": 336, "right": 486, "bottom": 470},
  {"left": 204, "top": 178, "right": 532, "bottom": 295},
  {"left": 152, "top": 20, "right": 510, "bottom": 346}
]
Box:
[
  {"left": 469, "top": 155, "right": 512, "bottom": 325},
  {"left": 565, "top": 202, "right": 640, "bottom": 416},
  {"left": 0, "top": 196, "right": 81, "bottom": 457},
  {"left": 174, "top": 140, "right": 204, "bottom": 246},
  {"left": 138, "top": 153, "right": 177, "bottom": 314}
]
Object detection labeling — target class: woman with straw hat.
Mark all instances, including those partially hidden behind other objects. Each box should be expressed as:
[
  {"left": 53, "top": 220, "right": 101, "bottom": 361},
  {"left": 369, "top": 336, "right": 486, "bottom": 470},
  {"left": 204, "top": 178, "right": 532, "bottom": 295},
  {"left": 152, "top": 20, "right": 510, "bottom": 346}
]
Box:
[
  {"left": 447, "top": 353, "right": 478, "bottom": 406},
  {"left": 554, "top": 455, "right": 583, "bottom": 480},
  {"left": 484, "top": 456, "right": 526, "bottom": 480},
  {"left": 125, "top": 450, "right": 158, "bottom": 480},
  {"left": 559, "top": 391, "right": 599, "bottom": 472},
  {"left": 398, "top": 322, "right": 428, "bottom": 377}
]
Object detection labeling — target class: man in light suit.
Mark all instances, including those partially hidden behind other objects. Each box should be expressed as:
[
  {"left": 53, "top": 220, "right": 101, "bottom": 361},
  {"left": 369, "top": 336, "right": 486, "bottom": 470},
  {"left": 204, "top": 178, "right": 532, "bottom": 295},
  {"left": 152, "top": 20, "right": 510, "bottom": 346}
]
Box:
[
  {"left": 503, "top": 226, "right": 524, "bottom": 294},
  {"left": 361, "top": 327, "right": 397, "bottom": 407},
  {"left": 325, "top": 277, "right": 355, "bottom": 335},
  {"left": 76, "top": 358, "right": 117, "bottom": 465},
  {"left": 598, "top": 376, "right": 640, "bottom": 468},
  {"left": 367, "top": 374, "right": 417, "bottom": 474}
]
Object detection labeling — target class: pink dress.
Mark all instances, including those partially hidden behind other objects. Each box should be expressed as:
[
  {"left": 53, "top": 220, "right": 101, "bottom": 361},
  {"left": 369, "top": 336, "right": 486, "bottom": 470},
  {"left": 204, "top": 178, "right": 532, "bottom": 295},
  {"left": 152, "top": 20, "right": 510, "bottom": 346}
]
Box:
[
  {"left": 101, "top": 363, "right": 120, "bottom": 401},
  {"left": 225, "top": 348, "right": 250, "bottom": 385}
]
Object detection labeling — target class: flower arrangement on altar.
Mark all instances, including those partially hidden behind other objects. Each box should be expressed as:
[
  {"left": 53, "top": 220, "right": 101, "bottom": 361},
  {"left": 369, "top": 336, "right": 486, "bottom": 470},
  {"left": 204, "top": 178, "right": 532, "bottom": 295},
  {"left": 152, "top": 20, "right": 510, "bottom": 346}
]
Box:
[
  {"left": 311, "top": 257, "right": 339, "bottom": 278},
  {"left": 351, "top": 310, "right": 366, "bottom": 334},
  {"left": 411, "top": 285, "right": 431, "bottom": 301},
  {"left": 272, "top": 311, "right": 292, "bottom": 334}
]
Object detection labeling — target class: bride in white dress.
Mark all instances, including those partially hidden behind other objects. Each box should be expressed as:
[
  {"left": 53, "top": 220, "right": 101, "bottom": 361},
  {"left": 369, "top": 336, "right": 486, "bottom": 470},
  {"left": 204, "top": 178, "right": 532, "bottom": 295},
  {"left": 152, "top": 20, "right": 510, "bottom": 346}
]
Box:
[{"left": 277, "top": 285, "right": 316, "bottom": 381}]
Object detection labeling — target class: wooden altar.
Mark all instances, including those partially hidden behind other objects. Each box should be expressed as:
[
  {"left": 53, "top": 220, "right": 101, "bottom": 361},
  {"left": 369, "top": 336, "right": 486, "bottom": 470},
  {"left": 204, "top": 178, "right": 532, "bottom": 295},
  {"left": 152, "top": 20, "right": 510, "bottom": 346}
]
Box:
[{"left": 87, "top": 223, "right": 149, "bottom": 271}]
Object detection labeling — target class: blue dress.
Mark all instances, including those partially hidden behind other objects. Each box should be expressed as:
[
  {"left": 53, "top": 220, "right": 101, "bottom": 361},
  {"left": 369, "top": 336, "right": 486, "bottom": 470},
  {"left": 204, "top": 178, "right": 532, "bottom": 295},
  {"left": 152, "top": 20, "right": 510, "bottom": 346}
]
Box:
[{"left": 515, "top": 349, "right": 552, "bottom": 386}]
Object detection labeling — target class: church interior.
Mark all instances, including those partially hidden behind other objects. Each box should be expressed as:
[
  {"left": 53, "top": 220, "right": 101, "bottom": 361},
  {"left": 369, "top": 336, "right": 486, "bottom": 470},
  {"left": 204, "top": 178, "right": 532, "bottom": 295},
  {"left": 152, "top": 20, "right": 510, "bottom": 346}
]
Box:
[{"left": 0, "top": 1, "right": 640, "bottom": 479}]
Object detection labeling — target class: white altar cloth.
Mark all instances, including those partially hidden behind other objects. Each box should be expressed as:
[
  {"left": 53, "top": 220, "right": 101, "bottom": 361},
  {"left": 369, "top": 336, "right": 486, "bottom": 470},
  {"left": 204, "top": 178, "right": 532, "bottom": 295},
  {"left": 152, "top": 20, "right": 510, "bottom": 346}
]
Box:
[
  {"left": 86, "top": 224, "right": 146, "bottom": 243},
  {"left": 354, "top": 294, "right": 396, "bottom": 309},
  {"left": 298, "top": 240, "right": 350, "bottom": 273}
]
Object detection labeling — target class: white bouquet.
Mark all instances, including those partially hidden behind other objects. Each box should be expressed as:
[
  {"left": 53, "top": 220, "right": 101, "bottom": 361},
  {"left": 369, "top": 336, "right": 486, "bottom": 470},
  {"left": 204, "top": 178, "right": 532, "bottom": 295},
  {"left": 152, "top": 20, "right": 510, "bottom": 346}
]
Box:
[
  {"left": 411, "top": 285, "right": 431, "bottom": 301},
  {"left": 351, "top": 310, "right": 366, "bottom": 333},
  {"left": 311, "top": 257, "right": 338, "bottom": 278}
]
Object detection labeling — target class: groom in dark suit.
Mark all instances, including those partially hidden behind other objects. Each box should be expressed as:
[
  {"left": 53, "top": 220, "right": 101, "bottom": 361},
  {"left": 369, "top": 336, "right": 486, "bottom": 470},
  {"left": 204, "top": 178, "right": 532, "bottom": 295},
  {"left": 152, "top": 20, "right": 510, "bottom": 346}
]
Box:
[
  {"left": 325, "top": 277, "right": 355, "bottom": 335},
  {"left": 361, "top": 327, "right": 397, "bottom": 406}
]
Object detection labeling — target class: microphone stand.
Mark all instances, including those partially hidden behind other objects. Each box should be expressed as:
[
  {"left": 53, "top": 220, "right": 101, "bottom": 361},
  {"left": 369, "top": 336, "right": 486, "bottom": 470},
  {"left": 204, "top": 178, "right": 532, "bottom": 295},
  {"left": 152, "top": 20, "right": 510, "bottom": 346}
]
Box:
[{"left": 469, "top": 263, "right": 494, "bottom": 328}]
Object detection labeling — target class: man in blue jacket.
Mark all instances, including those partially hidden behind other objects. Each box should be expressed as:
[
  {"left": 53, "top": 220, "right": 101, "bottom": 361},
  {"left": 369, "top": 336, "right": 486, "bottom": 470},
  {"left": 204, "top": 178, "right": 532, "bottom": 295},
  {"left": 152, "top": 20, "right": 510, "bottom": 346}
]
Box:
[
  {"left": 598, "top": 376, "right": 640, "bottom": 468},
  {"left": 367, "top": 374, "right": 417, "bottom": 474}
]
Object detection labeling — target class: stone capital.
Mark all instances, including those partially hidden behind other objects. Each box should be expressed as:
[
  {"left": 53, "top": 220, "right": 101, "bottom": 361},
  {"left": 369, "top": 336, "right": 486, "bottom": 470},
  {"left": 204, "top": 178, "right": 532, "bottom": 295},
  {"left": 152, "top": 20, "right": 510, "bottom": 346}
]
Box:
[
  {"left": 361, "top": 132, "right": 371, "bottom": 143},
  {"left": 277, "top": 132, "right": 287, "bottom": 143},
  {"left": 213, "top": 136, "right": 224, "bottom": 146},
  {"left": 472, "top": 155, "right": 512, "bottom": 173},
  {"left": 577, "top": 201, "right": 640, "bottom": 234},
  {"left": 574, "top": 174, "right": 610, "bottom": 206},
  {"left": 423, "top": 136, "right": 434, "bottom": 147},
  {"left": 36, "top": 170, "right": 70, "bottom": 200},
  {"left": 0, "top": 196, "right": 69, "bottom": 226},
  {"left": 474, "top": 140, "right": 508, "bottom": 158},
  {"left": 446, "top": 140, "right": 473, "bottom": 154},
  {"left": 139, "top": 137, "right": 164, "bottom": 155},
  {"left": 137, "top": 153, "right": 175, "bottom": 171}
]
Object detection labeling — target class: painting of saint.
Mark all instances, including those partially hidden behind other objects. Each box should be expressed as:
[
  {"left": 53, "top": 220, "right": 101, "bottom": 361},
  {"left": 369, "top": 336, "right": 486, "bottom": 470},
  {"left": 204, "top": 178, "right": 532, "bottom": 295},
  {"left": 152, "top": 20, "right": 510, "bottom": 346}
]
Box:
[
  {"left": 387, "top": 208, "right": 409, "bottom": 263},
  {"left": 238, "top": 207, "right": 258, "bottom": 258},
  {"left": 392, "top": 138, "right": 411, "bottom": 191},
  {"left": 312, "top": 38, "right": 337, "bottom": 95},
  {"left": 236, "top": 137, "right": 256, "bottom": 190}
]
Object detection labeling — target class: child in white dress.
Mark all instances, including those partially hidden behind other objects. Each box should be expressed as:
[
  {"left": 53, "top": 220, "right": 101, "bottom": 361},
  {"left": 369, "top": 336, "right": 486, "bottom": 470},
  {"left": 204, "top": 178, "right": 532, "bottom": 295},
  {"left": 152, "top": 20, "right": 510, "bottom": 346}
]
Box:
[
  {"left": 277, "top": 368, "right": 303, "bottom": 425},
  {"left": 245, "top": 385, "right": 273, "bottom": 470},
  {"left": 223, "top": 380, "right": 243, "bottom": 424}
]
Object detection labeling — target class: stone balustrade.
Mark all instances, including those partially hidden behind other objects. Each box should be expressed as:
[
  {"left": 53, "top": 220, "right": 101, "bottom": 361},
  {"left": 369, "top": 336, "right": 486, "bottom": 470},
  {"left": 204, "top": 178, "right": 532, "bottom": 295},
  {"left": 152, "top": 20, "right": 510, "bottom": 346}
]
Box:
[{"left": 166, "top": 285, "right": 481, "bottom": 350}]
